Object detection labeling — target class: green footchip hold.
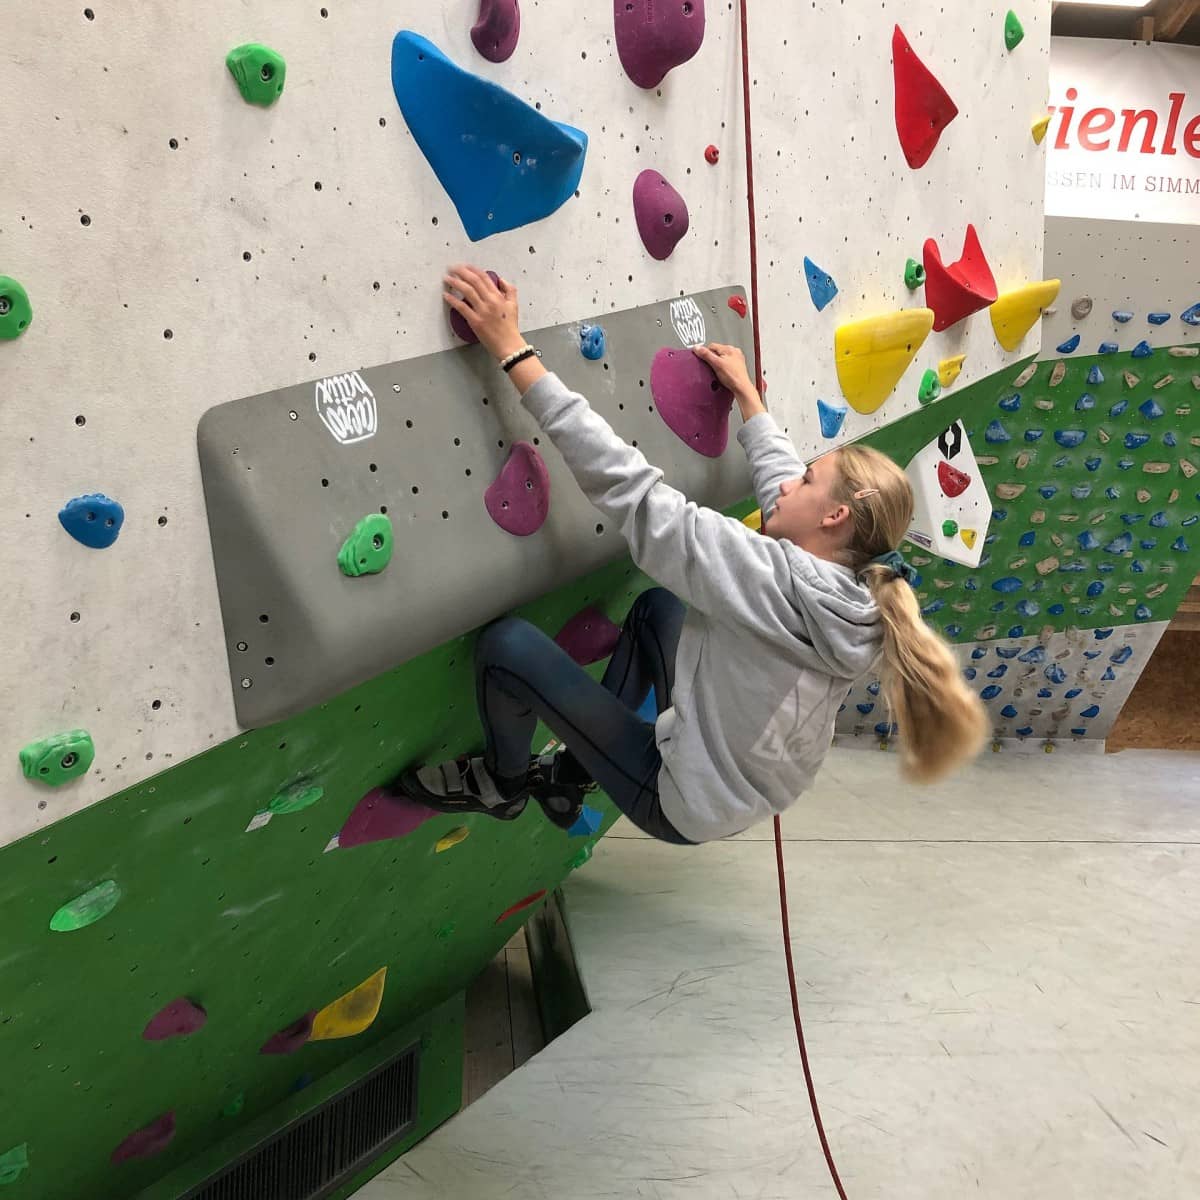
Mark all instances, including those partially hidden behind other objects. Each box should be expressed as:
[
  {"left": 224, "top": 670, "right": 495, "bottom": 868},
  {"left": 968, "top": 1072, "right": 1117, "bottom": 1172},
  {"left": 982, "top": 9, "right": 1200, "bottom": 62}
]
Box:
[
  {"left": 0, "top": 1143, "right": 29, "bottom": 1185},
  {"left": 220, "top": 1093, "right": 245, "bottom": 1119},
  {"left": 918, "top": 369, "right": 942, "bottom": 406},
  {"left": 942, "top": 519, "right": 959, "bottom": 537},
  {"left": 267, "top": 782, "right": 324, "bottom": 815},
  {"left": 1004, "top": 10, "right": 1025, "bottom": 51},
  {"left": 569, "top": 843, "right": 594, "bottom": 871},
  {"left": 904, "top": 258, "right": 926, "bottom": 290},
  {"left": 338, "top": 513, "right": 393, "bottom": 578},
  {"left": 19, "top": 730, "right": 95, "bottom": 786},
  {"left": 49, "top": 879, "right": 121, "bottom": 932},
  {"left": 0, "top": 277, "right": 32, "bottom": 341},
  {"left": 226, "top": 43, "right": 287, "bottom": 107}
]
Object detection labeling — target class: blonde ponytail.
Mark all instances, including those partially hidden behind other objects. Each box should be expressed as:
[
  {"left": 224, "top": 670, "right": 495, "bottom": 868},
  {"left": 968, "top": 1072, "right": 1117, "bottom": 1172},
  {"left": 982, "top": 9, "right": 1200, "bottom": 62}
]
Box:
[{"left": 834, "top": 445, "right": 988, "bottom": 783}]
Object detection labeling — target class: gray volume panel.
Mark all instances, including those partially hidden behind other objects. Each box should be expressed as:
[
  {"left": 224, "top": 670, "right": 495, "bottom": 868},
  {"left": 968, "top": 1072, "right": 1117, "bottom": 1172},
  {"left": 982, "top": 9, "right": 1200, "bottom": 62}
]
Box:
[{"left": 198, "top": 287, "right": 756, "bottom": 727}]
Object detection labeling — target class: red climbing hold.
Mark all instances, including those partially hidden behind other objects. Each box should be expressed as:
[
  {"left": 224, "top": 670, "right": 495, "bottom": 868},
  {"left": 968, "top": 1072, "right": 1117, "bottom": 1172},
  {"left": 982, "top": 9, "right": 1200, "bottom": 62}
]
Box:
[
  {"left": 728, "top": 295, "right": 747, "bottom": 318},
  {"left": 337, "top": 787, "right": 436, "bottom": 850},
  {"left": 923, "top": 224, "right": 998, "bottom": 332},
  {"left": 704, "top": 144, "right": 719, "bottom": 165},
  {"left": 892, "top": 26, "right": 959, "bottom": 170},
  {"left": 495, "top": 889, "right": 547, "bottom": 924},
  {"left": 651, "top": 347, "right": 735, "bottom": 459},
  {"left": 471, "top": 0, "right": 520, "bottom": 64},
  {"left": 555, "top": 606, "right": 622, "bottom": 666},
  {"left": 260, "top": 1011, "right": 316, "bottom": 1055},
  {"left": 111, "top": 1112, "right": 176, "bottom": 1165},
  {"left": 633, "top": 170, "right": 690, "bottom": 260},
  {"left": 143, "top": 997, "right": 208, "bottom": 1042},
  {"left": 485, "top": 441, "right": 551, "bottom": 536},
  {"left": 614, "top": 0, "right": 706, "bottom": 89},
  {"left": 449, "top": 270, "right": 502, "bottom": 343},
  {"left": 937, "top": 460, "right": 971, "bottom": 499}
]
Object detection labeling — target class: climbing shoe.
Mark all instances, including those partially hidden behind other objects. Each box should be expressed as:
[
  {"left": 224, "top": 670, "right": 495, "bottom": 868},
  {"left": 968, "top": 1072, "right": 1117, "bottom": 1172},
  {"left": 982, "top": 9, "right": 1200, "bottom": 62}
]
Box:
[
  {"left": 396, "top": 756, "right": 528, "bottom": 821},
  {"left": 526, "top": 752, "right": 596, "bottom": 832}
]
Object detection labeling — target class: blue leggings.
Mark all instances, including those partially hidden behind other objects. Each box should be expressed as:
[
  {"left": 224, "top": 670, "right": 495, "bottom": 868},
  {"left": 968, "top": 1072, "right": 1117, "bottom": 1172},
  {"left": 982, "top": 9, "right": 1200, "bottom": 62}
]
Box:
[{"left": 475, "top": 588, "right": 694, "bottom": 845}]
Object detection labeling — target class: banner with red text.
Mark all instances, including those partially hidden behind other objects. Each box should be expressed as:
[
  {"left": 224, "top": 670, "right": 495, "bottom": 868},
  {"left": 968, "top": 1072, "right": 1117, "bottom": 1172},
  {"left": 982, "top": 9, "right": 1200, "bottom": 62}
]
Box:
[{"left": 1048, "top": 37, "right": 1200, "bottom": 224}]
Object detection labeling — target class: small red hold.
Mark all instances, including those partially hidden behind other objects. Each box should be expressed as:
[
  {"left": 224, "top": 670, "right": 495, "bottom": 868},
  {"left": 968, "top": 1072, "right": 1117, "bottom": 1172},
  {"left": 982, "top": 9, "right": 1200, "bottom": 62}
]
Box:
[
  {"left": 495, "top": 889, "right": 548, "bottom": 924},
  {"left": 923, "top": 223, "right": 998, "bottom": 333},
  {"left": 143, "top": 997, "right": 207, "bottom": 1042},
  {"left": 704, "top": 144, "right": 719, "bottom": 165},
  {"left": 555, "top": 606, "right": 622, "bottom": 666},
  {"left": 728, "top": 295, "right": 747, "bottom": 318},
  {"left": 937, "top": 460, "right": 971, "bottom": 498},
  {"left": 111, "top": 1112, "right": 176, "bottom": 1165},
  {"left": 260, "top": 1011, "right": 316, "bottom": 1056},
  {"left": 892, "top": 25, "right": 959, "bottom": 170}
]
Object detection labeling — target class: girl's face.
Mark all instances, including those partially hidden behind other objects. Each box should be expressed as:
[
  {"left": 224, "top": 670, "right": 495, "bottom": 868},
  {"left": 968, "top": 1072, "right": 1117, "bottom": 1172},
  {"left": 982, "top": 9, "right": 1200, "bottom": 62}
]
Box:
[{"left": 762, "top": 451, "right": 848, "bottom": 546}]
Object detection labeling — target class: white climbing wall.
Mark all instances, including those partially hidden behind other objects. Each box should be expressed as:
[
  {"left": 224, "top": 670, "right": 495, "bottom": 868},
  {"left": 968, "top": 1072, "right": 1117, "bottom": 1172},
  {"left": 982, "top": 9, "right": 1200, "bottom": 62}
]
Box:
[{"left": 0, "top": 0, "right": 1051, "bottom": 846}]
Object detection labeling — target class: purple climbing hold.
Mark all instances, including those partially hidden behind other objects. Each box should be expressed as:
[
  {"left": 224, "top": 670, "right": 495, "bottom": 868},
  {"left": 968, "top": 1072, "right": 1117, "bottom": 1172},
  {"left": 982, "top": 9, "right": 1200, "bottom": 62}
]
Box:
[
  {"left": 633, "top": 170, "right": 689, "bottom": 260},
  {"left": 260, "top": 1011, "right": 316, "bottom": 1056},
  {"left": 450, "top": 270, "right": 502, "bottom": 343},
  {"left": 338, "top": 787, "right": 436, "bottom": 850},
  {"left": 485, "top": 442, "right": 551, "bottom": 535},
  {"left": 650, "top": 347, "right": 733, "bottom": 459},
  {"left": 143, "top": 997, "right": 208, "bottom": 1042},
  {"left": 111, "top": 1112, "right": 176, "bottom": 1165},
  {"left": 614, "top": 0, "right": 706, "bottom": 89},
  {"left": 554, "top": 606, "right": 622, "bottom": 666},
  {"left": 471, "top": 0, "right": 520, "bottom": 63}
]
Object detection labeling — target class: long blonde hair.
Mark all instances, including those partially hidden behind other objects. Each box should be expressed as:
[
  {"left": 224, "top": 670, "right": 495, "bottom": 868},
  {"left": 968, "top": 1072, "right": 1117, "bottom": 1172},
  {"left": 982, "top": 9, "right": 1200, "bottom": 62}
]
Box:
[{"left": 833, "top": 444, "right": 988, "bottom": 783}]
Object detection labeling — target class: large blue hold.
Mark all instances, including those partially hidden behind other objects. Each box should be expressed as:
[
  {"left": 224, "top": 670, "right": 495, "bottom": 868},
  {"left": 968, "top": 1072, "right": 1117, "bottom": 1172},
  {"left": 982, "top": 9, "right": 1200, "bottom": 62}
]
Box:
[
  {"left": 1098, "top": 342, "right": 1119, "bottom": 354},
  {"left": 1139, "top": 397, "right": 1164, "bottom": 420},
  {"left": 1087, "top": 365, "right": 1105, "bottom": 385},
  {"left": 58, "top": 493, "right": 125, "bottom": 549},
  {"left": 390, "top": 32, "right": 588, "bottom": 241},
  {"left": 1056, "top": 334, "right": 1080, "bottom": 354},
  {"left": 985, "top": 420, "right": 1011, "bottom": 444},
  {"left": 1131, "top": 340, "right": 1152, "bottom": 358},
  {"left": 817, "top": 397, "right": 848, "bottom": 439},
  {"left": 1112, "top": 310, "right": 1133, "bottom": 324},
  {"left": 1075, "top": 392, "right": 1095, "bottom": 411},
  {"left": 802, "top": 257, "right": 838, "bottom": 311},
  {"left": 1111, "top": 645, "right": 1133, "bottom": 664},
  {"left": 1104, "top": 532, "right": 1133, "bottom": 554},
  {"left": 1182, "top": 302, "right": 1200, "bottom": 326},
  {"left": 1054, "top": 429, "right": 1086, "bottom": 449},
  {"left": 1124, "top": 431, "right": 1150, "bottom": 450},
  {"left": 992, "top": 577, "right": 1023, "bottom": 594},
  {"left": 1147, "top": 312, "right": 1170, "bottom": 325},
  {"left": 999, "top": 393, "right": 1022, "bottom": 413},
  {"left": 1045, "top": 664, "right": 1067, "bottom": 685},
  {"left": 981, "top": 685, "right": 1002, "bottom": 701}
]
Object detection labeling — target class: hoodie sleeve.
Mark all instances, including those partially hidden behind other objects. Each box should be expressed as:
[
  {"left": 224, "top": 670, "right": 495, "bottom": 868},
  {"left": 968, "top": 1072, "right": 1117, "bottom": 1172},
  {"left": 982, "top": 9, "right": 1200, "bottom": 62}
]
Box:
[
  {"left": 521, "top": 373, "right": 806, "bottom": 635},
  {"left": 736, "top": 411, "right": 808, "bottom": 522}
]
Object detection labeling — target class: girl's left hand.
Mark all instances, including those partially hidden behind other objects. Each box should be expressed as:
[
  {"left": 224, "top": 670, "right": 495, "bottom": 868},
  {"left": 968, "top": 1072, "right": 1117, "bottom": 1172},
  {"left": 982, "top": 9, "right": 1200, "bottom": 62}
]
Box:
[{"left": 444, "top": 266, "right": 526, "bottom": 362}]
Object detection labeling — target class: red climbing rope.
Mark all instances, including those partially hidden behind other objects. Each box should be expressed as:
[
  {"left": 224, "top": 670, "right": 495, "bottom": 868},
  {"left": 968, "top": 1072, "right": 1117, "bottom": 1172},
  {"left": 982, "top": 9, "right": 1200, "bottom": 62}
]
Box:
[{"left": 737, "top": 2, "right": 850, "bottom": 1196}]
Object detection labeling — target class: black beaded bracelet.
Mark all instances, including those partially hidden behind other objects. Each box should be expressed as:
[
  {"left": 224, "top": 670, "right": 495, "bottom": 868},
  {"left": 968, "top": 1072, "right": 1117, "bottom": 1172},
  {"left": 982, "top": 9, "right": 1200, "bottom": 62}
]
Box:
[{"left": 501, "top": 345, "right": 540, "bottom": 373}]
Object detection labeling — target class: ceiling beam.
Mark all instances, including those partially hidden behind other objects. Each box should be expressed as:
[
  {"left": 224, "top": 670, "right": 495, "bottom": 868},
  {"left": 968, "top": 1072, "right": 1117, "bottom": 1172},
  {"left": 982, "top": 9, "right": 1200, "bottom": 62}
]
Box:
[{"left": 1157, "top": 0, "right": 1200, "bottom": 38}]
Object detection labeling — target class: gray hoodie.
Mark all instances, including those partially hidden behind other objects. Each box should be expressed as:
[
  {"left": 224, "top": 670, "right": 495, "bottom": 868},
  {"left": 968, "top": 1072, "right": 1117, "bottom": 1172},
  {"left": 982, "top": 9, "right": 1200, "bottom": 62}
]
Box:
[{"left": 522, "top": 372, "right": 883, "bottom": 843}]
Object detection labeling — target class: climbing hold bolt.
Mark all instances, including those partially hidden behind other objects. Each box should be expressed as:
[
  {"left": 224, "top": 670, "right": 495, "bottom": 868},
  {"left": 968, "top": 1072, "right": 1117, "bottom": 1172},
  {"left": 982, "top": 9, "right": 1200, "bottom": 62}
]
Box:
[
  {"left": 0, "top": 276, "right": 32, "bottom": 340},
  {"left": 226, "top": 43, "right": 287, "bottom": 107},
  {"left": 337, "top": 513, "right": 393, "bottom": 577},
  {"left": 20, "top": 729, "right": 95, "bottom": 786}
]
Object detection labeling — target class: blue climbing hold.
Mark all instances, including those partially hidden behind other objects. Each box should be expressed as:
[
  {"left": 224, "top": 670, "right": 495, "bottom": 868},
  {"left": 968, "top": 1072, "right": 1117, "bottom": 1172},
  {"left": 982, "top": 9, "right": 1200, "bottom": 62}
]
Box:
[
  {"left": 1134, "top": 604, "right": 1152, "bottom": 621},
  {"left": 580, "top": 325, "right": 606, "bottom": 360},
  {"left": 981, "top": 685, "right": 1002, "bottom": 701},
  {"left": 1181, "top": 302, "right": 1200, "bottom": 326},
  {"left": 1038, "top": 688, "right": 1052, "bottom": 698},
  {"left": 963, "top": 667, "right": 977, "bottom": 681},
  {"left": 1087, "top": 365, "right": 1104, "bottom": 385},
  {"left": 803, "top": 256, "right": 838, "bottom": 312},
  {"left": 1016, "top": 726, "right": 1034, "bottom": 738},
  {"left": 1139, "top": 397, "right": 1164, "bottom": 420},
  {"left": 1124, "top": 432, "right": 1150, "bottom": 449},
  {"left": 1131, "top": 340, "right": 1152, "bottom": 359},
  {"left": 1077, "top": 531, "right": 1100, "bottom": 551},
  {"left": 1070, "top": 728, "right": 1088, "bottom": 737},
  {"left": 1102, "top": 667, "right": 1116, "bottom": 681},
  {"left": 987, "top": 664, "right": 1007, "bottom": 678},
  {"left": 1163, "top": 431, "right": 1177, "bottom": 448},
  {"left": 390, "top": 32, "right": 588, "bottom": 241},
  {"left": 1056, "top": 334, "right": 1080, "bottom": 354},
  {"left": 1048, "top": 603, "right": 1065, "bottom": 615},
  {"left": 817, "top": 397, "right": 848, "bottom": 439},
  {"left": 1099, "top": 342, "right": 1119, "bottom": 354},
  {"left": 1094, "top": 628, "right": 1114, "bottom": 640},
  {"left": 1077, "top": 606, "right": 1095, "bottom": 617},
  {"left": 964, "top": 578, "right": 979, "bottom": 593},
  {"left": 1086, "top": 581, "right": 1104, "bottom": 598},
  {"left": 1025, "top": 429, "right": 1044, "bottom": 442},
  {"left": 1015, "top": 599, "right": 1040, "bottom": 617},
  {"left": 1081, "top": 704, "right": 1101, "bottom": 718},
  {"left": 996, "top": 647, "right": 1020, "bottom": 660},
  {"left": 1038, "top": 484, "right": 1058, "bottom": 500},
  {"left": 1054, "top": 429, "right": 1086, "bottom": 449},
  {"left": 971, "top": 647, "right": 988, "bottom": 660},
  {"left": 1131, "top": 559, "right": 1146, "bottom": 573},
  {"left": 1109, "top": 399, "right": 1128, "bottom": 418},
  {"left": 921, "top": 598, "right": 946, "bottom": 616},
  {"left": 1112, "top": 310, "right": 1133, "bottom": 324},
  {"left": 567, "top": 804, "right": 604, "bottom": 838},
  {"left": 1185, "top": 515, "right": 1199, "bottom": 527},
  {"left": 1071, "top": 483, "right": 1092, "bottom": 500},
  {"left": 1147, "top": 312, "right": 1170, "bottom": 325},
  {"left": 1117, "top": 458, "right": 1135, "bottom": 470},
  {"left": 1065, "top": 688, "right": 1082, "bottom": 700},
  {"left": 856, "top": 702, "right": 874, "bottom": 715},
  {"left": 1172, "top": 536, "right": 1191, "bottom": 552},
  {"left": 1149, "top": 511, "right": 1168, "bottom": 528},
  {"left": 1096, "top": 562, "right": 1115, "bottom": 574},
  {"left": 1019, "top": 531, "right": 1036, "bottom": 547},
  {"left": 1111, "top": 647, "right": 1134, "bottom": 666},
  {"left": 874, "top": 722, "right": 896, "bottom": 738},
  {"left": 1001, "top": 704, "right": 1018, "bottom": 719},
  {"left": 1075, "top": 393, "right": 1095, "bottom": 411},
  {"left": 1053, "top": 455, "right": 1072, "bottom": 470},
  {"left": 58, "top": 494, "right": 125, "bottom": 549},
  {"left": 992, "top": 577, "right": 1023, "bottom": 594},
  {"left": 1104, "top": 532, "right": 1132, "bottom": 553},
  {"left": 1059, "top": 561, "right": 1086, "bottom": 573},
  {"left": 998, "top": 393, "right": 1022, "bottom": 413},
  {"left": 1105, "top": 486, "right": 1121, "bottom": 500},
  {"left": 992, "top": 511, "right": 1008, "bottom": 523},
  {"left": 1084, "top": 457, "right": 1102, "bottom": 472},
  {"left": 1083, "top": 649, "right": 1101, "bottom": 660},
  {"left": 867, "top": 681, "right": 881, "bottom": 696},
  {"left": 1045, "top": 664, "right": 1067, "bottom": 684},
  {"left": 990, "top": 600, "right": 1006, "bottom": 613},
  {"left": 945, "top": 624, "right": 962, "bottom": 638},
  {"left": 1007, "top": 625, "right": 1025, "bottom": 639},
  {"left": 985, "top": 420, "right": 1011, "bottom": 444},
  {"left": 1019, "top": 646, "right": 1045, "bottom": 664},
  {"left": 1141, "top": 538, "right": 1157, "bottom": 550}
]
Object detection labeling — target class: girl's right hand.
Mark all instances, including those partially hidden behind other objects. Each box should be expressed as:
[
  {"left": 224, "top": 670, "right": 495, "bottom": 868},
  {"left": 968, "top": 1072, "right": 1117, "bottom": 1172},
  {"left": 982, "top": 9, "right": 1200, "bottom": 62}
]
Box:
[{"left": 692, "top": 342, "right": 756, "bottom": 400}]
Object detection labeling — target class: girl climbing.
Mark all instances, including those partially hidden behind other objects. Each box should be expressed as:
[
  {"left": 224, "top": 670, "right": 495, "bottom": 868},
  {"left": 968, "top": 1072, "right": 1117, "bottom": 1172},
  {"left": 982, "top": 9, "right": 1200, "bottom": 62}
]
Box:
[{"left": 398, "top": 265, "right": 988, "bottom": 844}]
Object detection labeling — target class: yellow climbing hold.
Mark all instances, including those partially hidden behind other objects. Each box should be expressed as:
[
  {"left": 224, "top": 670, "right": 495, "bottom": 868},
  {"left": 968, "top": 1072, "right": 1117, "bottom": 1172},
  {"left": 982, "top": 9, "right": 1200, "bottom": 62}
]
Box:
[
  {"left": 742, "top": 508, "right": 763, "bottom": 531},
  {"left": 989, "top": 280, "right": 1062, "bottom": 352},
  {"left": 937, "top": 355, "right": 966, "bottom": 389},
  {"left": 435, "top": 826, "right": 470, "bottom": 853},
  {"left": 310, "top": 967, "right": 387, "bottom": 1042},
  {"left": 1031, "top": 113, "right": 1052, "bottom": 145},
  {"left": 960, "top": 529, "right": 978, "bottom": 550},
  {"left": 834, "top": 308, "right": 935, "bottom": 415}
]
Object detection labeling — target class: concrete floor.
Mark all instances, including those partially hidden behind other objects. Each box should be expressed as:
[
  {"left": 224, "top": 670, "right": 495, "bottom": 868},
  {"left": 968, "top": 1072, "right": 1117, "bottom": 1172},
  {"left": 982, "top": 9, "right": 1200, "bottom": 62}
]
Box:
[{"left": 359, "top": 745, "right": 1200, "bottom": 1199}]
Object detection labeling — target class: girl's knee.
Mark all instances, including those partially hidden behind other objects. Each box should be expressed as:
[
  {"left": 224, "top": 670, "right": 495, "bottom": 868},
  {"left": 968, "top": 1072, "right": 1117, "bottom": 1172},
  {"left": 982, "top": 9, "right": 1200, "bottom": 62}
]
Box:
[{"left": 476, "top": 616, "right": 537, "bottom": 665}]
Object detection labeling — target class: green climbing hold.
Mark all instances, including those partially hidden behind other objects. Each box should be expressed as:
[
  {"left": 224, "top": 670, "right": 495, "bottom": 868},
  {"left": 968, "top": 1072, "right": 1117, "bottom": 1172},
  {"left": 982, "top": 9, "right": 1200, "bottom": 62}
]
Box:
[
  {"left": 1004, "top": 11, "right": 1025, "bottom": 52},
  {"left": 19, "top": 729, "right": 95, "bottom": 786},
  {"left": 904, "top": 258, "right": 926, "bottom": 290},
  {"left": 49, "top": 879, "right": 121, "bottom": 932},
  {"left": 220, "top": 1093, "right": 245, "bottom": 1119},
  {"left": 0, "top": 277, "right": 33, "bottom": 341},
  {"left": 0, "top": 1143, "right": 29, "bottom": 1186},
  {"left": 435, "top": 922, "right": 456, "bottom": 943},
  {"left": 338, "top": 513, "right": 393, "bottom": 578},
  {"left": 918, "top": 369, "right": 942, "bottom": 406},
  {"left": 226, "top": 43, "right": 287, "bottom": 107},
  {"left": 942, "top": 519, "right": 959, "bottom": 537},
  {"left": 267, "top": 781, "right": 324, "bottom": 815},
  {"left": 569, "top": 843, "right": 594, "bottom": 870}
]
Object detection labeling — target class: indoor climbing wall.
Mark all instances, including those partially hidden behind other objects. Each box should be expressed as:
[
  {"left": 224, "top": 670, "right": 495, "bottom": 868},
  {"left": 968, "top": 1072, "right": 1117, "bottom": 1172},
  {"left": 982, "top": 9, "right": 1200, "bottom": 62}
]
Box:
[{"left": 1, "top": 2, "right": 1053, "bottom": 1196}]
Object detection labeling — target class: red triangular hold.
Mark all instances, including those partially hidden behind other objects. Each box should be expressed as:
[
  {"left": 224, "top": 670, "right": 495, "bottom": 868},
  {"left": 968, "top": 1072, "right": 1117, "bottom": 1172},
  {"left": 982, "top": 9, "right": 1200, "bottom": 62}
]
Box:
[
  {"left": 892, "top": 26, "right": 959, "bottom": 170},
  {"left": 923, "top": 224, "right": 998, "bottom": 333}
]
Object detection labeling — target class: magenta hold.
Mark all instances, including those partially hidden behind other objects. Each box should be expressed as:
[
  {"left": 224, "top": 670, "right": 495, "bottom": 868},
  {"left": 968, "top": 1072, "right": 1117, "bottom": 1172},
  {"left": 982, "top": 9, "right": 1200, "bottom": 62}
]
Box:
[
  {"left": 485, "top": 442, "right": 550, "bottom": 536},
  {"left": 260, "top": 1011, "right": 316, "bottom": 1056},
  {"left": 471, "top": 0, "right": 521, "bottom": 63},
  {"left": 614, "top": 0, "right": 706, "bottom": 89},
  {"left": 650, "top": 347, "right": 734, "bottom": 459},
  {"left": 142, "top": 997, "right": 207, "bottom": 1042},
  {"left": 555, "top": 606, "right": 622, "bottom": 666},
  {"left": 633, "top": 170, "right": 689, "bottom": 261},
  {"left": 449, "top": 270, "right": 502, "bottom": 343},
  {"left": 338, "top": 787, "right": 437, "bottom": 850},
  {"left": 111, "top": 1112, "right": 176, "bottom": 1165}
]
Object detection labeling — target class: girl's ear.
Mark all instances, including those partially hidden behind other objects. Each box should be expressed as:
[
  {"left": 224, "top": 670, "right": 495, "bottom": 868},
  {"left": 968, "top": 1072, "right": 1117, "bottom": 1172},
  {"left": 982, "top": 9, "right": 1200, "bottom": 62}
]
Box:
[{"left": 821, "top": 503, "right": 852, "bottom": 530}]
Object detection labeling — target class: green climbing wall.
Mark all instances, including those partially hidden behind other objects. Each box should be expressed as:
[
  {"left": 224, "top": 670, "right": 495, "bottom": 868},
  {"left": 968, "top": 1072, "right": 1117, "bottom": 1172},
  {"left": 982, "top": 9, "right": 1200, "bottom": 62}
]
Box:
[{"left": 0, "top": 546, "right": 714, "bottom": 1199}]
